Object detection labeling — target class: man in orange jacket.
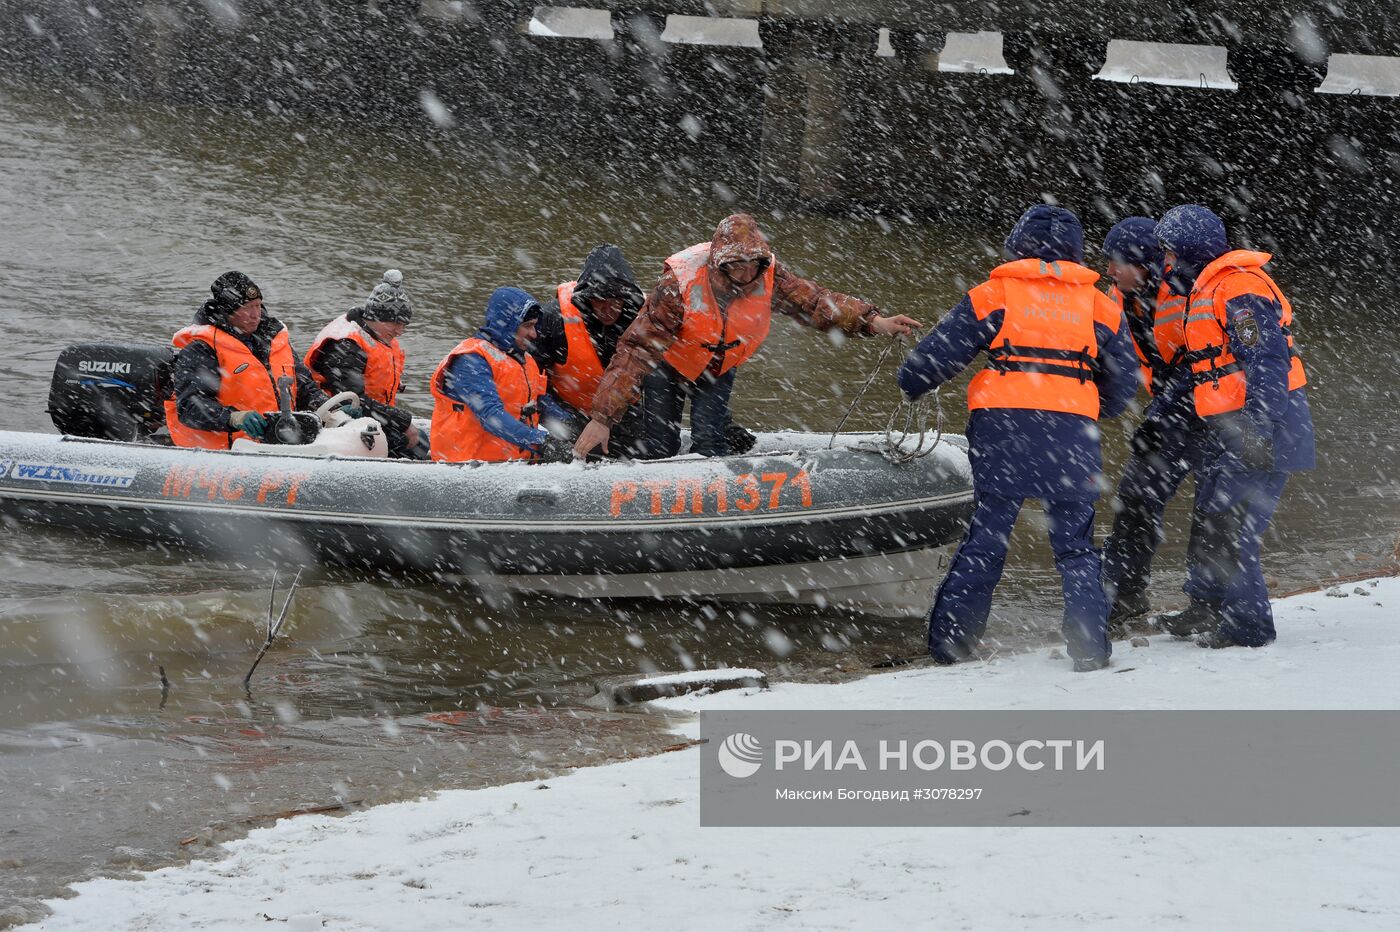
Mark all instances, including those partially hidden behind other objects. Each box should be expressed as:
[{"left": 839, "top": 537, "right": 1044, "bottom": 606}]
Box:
[
  {"left": 429, "top": 287, "right": 574, "bottom": 463},
  {"left": 306, "top": 270, "right": 422, "bottom": 458},
  {"left": 1098, "top": 217, "right": 1210, "bottom": 629},
  {"left": 1151, "top": 205, "right": 1315, "bottom": 648},
  {"left": 529, "top": 245, "right": 649, "bottom": 458},
  {"left": 898, "top": 205, "right": 1140, "bottom": 672},
  {"left": 573, "top": 214, "right": 920, "bottom": 460}
]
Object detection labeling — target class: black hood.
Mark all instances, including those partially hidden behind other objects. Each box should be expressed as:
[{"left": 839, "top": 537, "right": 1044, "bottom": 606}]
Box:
[
  {"left": 571, "top": 244, "right": 644, "bottom": 366},
  {"left": 572, "top": 244, "right": 644, "bottom": 321}
]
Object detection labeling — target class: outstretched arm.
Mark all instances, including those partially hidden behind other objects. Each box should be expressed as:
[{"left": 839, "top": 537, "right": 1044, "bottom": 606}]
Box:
[
  {"left": 771, "top": 261, "right": 920, "bottom": 336},
  {"left": 896, "top": 296, "right": 997, "bottom": 400},
  {"left": 587, "top": 274, "right": 686, "bottom": 428}
]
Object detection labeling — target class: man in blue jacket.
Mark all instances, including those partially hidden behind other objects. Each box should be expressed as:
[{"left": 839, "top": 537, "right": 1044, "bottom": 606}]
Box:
[
  {"left": 430, "top": 287, "right": 575, "bottom": 463},
  {"left": 1152, "top": 205, "right": 1316, "bottom": 648},
  {"left": 899, "top": 205, "right": 1140, "bottom": 672}
]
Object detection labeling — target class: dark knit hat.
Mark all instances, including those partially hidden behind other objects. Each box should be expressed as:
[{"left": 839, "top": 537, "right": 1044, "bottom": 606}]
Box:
[
  {"left": 363, "top": 269, "right": 413, "bottom": 324},
  {"left": 1155, "top": 205, "right": 1228, "bottom": 266},
  {"left": 210, "top": 271, "right": 261, "bottom": 316}
]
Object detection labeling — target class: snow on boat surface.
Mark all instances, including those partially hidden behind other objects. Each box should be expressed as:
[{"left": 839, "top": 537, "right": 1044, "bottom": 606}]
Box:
[{"left": 0, "top": 428, "right": 973, "bottom": 615}]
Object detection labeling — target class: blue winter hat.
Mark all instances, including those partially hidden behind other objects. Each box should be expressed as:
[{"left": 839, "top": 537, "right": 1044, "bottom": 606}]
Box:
[
  {"left": 1155, "top": 205, "right": 1228, "bottom": 266},
  {"left": 1102, "top": 217, "right": 1164, "bottom": 271},
  {"left": 1004, "top": 205, "right": 1085, "bottom": 264}
]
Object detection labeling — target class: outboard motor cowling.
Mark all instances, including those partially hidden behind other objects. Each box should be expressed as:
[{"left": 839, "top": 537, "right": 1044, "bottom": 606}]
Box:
[{"left": 48, "top": 342, "right": 175, "bottom": 441}]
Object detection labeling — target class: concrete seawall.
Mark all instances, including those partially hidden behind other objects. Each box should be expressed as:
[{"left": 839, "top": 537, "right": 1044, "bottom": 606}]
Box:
[{"left": 2, "top": 2, "right": 1395, "bottom": 261}]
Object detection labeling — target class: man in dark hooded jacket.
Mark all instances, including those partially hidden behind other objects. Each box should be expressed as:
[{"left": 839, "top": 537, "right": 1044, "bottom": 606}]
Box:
[
  {"left": 897, "top": 205, "right": 1140, "bottom": 672},
  {"left": 530, "top": 245, "right": 650, "bottom": 457},
  {"left": 574, "top": 214, "right": 920, "bottom": 460},
  {"left": 167, "top": 271, "right": 328, "bottom": 449}
]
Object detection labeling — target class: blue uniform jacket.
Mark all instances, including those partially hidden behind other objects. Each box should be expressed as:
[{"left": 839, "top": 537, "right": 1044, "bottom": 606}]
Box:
[
  {"left": 898, "top": 294, "right": 1140, "bottom": 501},
  {"left": 440, "top": 288, "right": 569, "bottom": 451},
  {"left": 1211, "top": 291, "right": 1316, "bottom": 474}
]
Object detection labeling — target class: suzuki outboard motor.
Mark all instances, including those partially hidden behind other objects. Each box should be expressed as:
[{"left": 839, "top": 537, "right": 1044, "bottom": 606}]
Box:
[{"left": 48, "top": 342, "right": 176, "bottom": 441}]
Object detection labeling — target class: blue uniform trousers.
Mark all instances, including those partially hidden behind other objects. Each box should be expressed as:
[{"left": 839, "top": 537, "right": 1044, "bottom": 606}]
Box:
[
  {"left": 1185, "top": 467, "right": 1289, "bottom": 646},
  {"left": 928, "top": 493, "right": 1110, "bottom": 664},
  {"left": 1102, "top": 424, "right": 1213, "bottom": 605}
]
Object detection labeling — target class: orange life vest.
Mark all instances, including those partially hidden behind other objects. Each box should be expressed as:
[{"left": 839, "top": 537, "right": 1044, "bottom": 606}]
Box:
[
  {"left": 1181, "top": 250, "right": 1307, "bottom": 417},
  {"left": 164, "top": 323, "right": 297, "bottom": 449},
  {"left": 661, "top": 243, "right": 777, "bottom": 381},
  {"left": 1109, "top": 281, "right": 1187, "bottom": 395},
  {"left": 967, "top": 258, "right": 1121, "bottom": 419},
  {"left": 304, "top": 314, "right": 405, "bottom": 405},
  {"left": 429, "top": 337, "right": 547, "bottom": 463},
  {"left": 549, "top": 282, "right": 607, "bottom": 411}
]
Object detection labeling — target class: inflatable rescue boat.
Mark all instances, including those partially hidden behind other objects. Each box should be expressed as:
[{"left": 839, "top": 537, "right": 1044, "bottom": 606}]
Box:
[{"left": 0, "top": 343, "right": 974, "bottom": 613}]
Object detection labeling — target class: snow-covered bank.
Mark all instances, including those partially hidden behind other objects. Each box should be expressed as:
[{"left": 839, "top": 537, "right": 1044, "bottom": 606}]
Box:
[{"left": 26, "top": 579, "right": 1400, "bottom": 931}]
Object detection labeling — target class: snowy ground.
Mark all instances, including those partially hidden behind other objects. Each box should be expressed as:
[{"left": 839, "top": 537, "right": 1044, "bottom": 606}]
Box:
[{"left": 25, "top": 578, "right": 1400, "bottom": 931}]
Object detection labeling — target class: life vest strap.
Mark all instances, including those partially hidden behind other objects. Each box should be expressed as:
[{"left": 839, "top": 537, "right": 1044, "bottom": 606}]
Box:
[
  {"left": 986, "top": 340, "right": 1095, "bottom": 384},
  {"left": 1189, "top": 359, "right": 1243, "bottom": 387},
  {"left": 1178, "top": 346, "right": 1222, "bottom": 365}
]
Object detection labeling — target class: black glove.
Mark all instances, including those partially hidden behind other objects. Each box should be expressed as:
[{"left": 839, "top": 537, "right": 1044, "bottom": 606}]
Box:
[
  {"left": 1129, "top": 419, "right": 1165, "bottom": 458},
  {"left": 1237, "top": 427, "right": 1275, "bottom": 472},
  {"left": 228, "top": 410, "right": 266, "bottom": 440},
  {"left": 535, "top": 434, "right": 575, "bottom": 464},
  {"left": 725, "top": 421, "right": 757, "bottom": 456}
]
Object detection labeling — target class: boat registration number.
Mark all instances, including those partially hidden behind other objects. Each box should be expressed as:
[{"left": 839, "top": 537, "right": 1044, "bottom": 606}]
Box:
[
  {"left": 610, "top": 470, "right": 812, "bottom": 518},
  {"left": 159, "top": 465, "right": 312, "bottom": 506}
]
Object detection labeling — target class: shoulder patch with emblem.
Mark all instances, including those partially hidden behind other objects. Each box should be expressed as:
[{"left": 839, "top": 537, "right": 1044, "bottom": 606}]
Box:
[{"left": 1233, "top": 311, "right": 1260, "bottom": 347}]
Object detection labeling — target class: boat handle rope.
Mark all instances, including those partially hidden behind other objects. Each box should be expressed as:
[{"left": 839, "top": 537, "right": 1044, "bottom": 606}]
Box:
[{"left": 828, "top": 329, "right": 942, "bottom": 463}]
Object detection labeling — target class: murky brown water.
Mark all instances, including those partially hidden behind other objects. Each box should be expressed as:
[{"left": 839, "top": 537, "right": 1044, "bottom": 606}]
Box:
[{"left": 1, "top": 75, "right": 1398, "bottom": 923}]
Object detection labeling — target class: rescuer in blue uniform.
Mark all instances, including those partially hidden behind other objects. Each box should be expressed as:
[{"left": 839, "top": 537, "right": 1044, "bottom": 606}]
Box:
[
  {"left": 898, "top": 205, "right": 1140, "bottom": 672},
  {"left": 1098, "top": 217, "right": 1212, "bottom": 629},
  {"left": 1152, "top": 205, "right": 1316, "bottom": 648}
]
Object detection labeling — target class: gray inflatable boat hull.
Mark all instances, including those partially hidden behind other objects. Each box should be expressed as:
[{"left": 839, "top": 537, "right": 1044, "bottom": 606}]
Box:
[{"left": 0, "top": 430, "right": 973, "bottom": 614}]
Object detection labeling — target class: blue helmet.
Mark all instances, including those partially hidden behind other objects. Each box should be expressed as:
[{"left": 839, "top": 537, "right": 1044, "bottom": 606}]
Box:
[
  {"left": 1102, "top": 217, "right": 1164, "bottom": 274},
  {"left": 1155, "top": 205, "right": 1227, "bottom": 266},
  {"left": 1155, "top": 205, "right": 1228, "bottom": 296},
  {"left": 1004, "top": 204, "right": 1085, "bottom": 264}
]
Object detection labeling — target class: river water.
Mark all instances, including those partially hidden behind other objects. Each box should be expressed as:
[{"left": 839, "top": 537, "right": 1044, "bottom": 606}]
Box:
[{"left": 1, "top": 76, "right": 1398, "bottom": 923}]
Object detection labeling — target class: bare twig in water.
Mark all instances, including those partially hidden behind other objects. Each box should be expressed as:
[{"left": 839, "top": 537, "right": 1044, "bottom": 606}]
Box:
[
  {"left": 159, "top": 665, "right": 170, "bottom": 709},
  {"left": 243, "top": 568, "right": 303, "bottom": 687}
]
